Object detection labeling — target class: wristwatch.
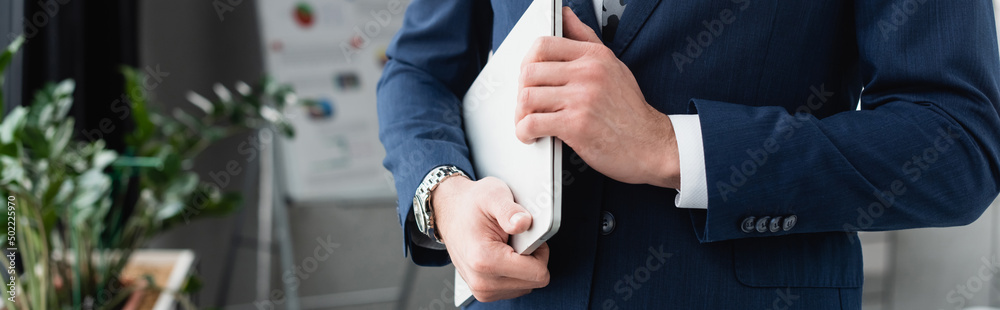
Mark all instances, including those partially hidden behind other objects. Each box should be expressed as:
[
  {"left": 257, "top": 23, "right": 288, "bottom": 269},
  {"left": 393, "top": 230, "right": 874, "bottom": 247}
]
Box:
[{"left": 413, "top": 165, "right": 469, "bottom": 244}]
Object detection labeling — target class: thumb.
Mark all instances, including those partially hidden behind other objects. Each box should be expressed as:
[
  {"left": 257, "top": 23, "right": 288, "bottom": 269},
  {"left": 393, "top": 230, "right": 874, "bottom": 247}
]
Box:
[
  {"left": 492, "top": 200, "right": 533, "bottom": 235},
  {"left": 562, "top": 6, "right": 600, "bottom": 44}
]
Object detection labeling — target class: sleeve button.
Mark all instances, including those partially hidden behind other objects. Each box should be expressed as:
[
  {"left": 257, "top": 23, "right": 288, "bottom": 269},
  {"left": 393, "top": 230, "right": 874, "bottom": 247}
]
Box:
[
  {"left": 740, "top": 216, "right": 756, "bottom": 233},
  {"left": 782, "top": 215, "right": 798, "bottom": 231},
  {"left": 755, "top": 216, "right": 770, "bottom": 233},
  {"left": 769, "top": 216, "right": 782, "bottom": 233}
]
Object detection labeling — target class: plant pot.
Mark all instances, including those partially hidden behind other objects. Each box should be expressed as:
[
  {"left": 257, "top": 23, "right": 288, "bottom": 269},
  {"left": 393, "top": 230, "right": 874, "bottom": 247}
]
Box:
[{"left": 118, "top": 250, "right": 196, "bottom": 310}]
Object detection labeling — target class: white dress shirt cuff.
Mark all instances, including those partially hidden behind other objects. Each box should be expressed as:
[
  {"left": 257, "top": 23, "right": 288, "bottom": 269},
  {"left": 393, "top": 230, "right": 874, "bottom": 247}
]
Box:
[{"left": 667, "top": 114, "right": 709, "bottom": 209}]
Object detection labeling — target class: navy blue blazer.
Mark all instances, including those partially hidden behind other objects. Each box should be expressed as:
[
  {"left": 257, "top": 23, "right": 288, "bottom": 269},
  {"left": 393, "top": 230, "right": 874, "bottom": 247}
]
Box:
[{"left": 377, "top": 0, "right": 1000, "bottom": 308}]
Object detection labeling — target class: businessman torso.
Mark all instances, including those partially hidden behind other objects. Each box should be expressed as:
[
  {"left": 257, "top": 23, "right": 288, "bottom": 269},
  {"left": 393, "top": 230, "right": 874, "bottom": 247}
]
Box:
[
  {"left": 379, "top": 0, "right": 1000, "bottom": 308},
  {"left": 472, "top": 1, "right": 862, "bottom": 309}
]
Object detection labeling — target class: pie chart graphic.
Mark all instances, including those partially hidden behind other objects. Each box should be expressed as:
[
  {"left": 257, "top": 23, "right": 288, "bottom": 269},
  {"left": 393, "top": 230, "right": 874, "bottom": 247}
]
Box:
[{"left": 293, "top": 3, "right": 314, "bottom": 28}]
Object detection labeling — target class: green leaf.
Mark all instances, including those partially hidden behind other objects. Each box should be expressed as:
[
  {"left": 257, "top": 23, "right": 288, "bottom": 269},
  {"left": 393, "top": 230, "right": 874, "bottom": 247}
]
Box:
[
  {"left": 262, "top": 76, "right": 279, "bottom": 95},
  {"left": 0, "top": 140, "right": 16, "bottom": 157},
  {"left": 258, "top": 105, "right": 281, "bottom": 123},
  {"left": 32, "top": 172, "right": 53, "bottom": 202},
  {"left": 234, "top": 81, "right": 252, "bottom": 97},
  {"left": 149, "top": 152, "right": 185, "bottom": 189},
  {"left": 173, "top": 172, "right": 199, "bottom": 194},
  {"left": 185, "top": 91, "right": 214, "bottom": 115},
  {"left": 92, "top": 150, "right": 118, "bottom": 170},
  {"left": 0, "top": 106, "right": 26, "bottom": 144},
  {"left": 203, "top": 191, "right": 242, "bottom": 217},
  {"left": 122, "top": 67, "right": 154, "bottom": 146},
  {"left": 155, "top": 200, "right": 185, "bottom": 221},
  {"left": 36, "top": 103, "right": 54, "bottom": 127},
  {"left": 181, "top": 274, "right": 204, "bottom": 294},
  {"left": 201, "top": 127, "right": 227, "bottom": 142},
  {"left": 90, "top": 196, "right": 112, "bottom": 226},
  {"left": 277, "top": 121, "right": 295, "bottom": 138},
  {"left": 0, "top": 36, "right": 24, "bottom": 77},
  {"left": 0, "top": 37, "right": 24, "bottom": 113},
  {"left": 50, "top": 80, "right": 75, "bottom": 122},
  {"left": 53, "top": 80, "right": 75, "bottom": 98},
  {"left": 161, "top": 172, "right": 199, "bottom": 210},
  {"left": 72, "top": 170, "right": 111, "bottom": 209},
  {"left": 72, "top": 203, "right": 95, "bottom": 226},
  {"left": 213, "top": 83, "right": 233, "bottom": 103},
  {"left": 21, "top": 127, "right": 51, "bottom": 158},
  {"left": 158, "top": 120, "right": 180, "bottom": 141},
  {"left": 0, "top": 156, "right": 23, "bottom": 186},
  {"left": 165, "top": 184, "right": 242, "bottom": 224},
  {"left": 51, "top": 179, "right": 74, "bottom": 206},
  {"left": 50, "top": 118, "right": 74, "bottom": 158}
]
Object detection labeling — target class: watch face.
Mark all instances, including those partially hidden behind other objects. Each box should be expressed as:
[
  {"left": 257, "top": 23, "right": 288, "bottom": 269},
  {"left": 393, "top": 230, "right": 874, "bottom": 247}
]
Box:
[{"left": 413, "top": 196, "right": 428, "bottom": 233}]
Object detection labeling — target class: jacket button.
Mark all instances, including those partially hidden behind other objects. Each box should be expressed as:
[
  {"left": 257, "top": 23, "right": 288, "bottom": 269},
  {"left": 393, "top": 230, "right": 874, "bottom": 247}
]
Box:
[
  {"left": 600, "top": 211, "right": 615, "bottom": 235},
  {"left": 769, "top": 216, "right": 782, "bottom": 233},
  {"left": 740, "top": 216, "right": 756, "bottom": 233},
  {"left": 782, "top": 215, "right": 797, "bottom": 231},
  {"left": 755, "top": 216, "right": 770, "bottom": 233}
]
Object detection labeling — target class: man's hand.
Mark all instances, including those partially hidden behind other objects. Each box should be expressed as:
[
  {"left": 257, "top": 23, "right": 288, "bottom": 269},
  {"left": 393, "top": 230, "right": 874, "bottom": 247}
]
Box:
[
  {"left": 433, "top": 176, "right": 551, "bottom": 302},
  {"left": 515, "top": 7, "right": 680, "bottom": 189}
]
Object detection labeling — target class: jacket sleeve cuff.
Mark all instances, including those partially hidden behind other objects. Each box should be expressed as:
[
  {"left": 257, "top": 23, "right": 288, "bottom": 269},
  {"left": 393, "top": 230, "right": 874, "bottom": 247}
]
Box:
[{"left": 391, "top": 141, "right": 477, "bottom": 266}]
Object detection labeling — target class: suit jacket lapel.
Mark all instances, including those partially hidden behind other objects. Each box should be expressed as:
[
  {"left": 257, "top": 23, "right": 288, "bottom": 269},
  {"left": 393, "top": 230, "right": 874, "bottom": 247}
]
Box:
[{"left": 610, "top": 0, "right": 662, "bottom": 56}]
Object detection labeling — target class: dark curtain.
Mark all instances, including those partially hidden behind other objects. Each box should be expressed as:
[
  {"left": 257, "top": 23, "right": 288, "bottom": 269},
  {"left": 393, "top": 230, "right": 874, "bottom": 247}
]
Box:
[
  {"left": 21, "top": 0, "right": 139, "bottom": 151},
  {"left": 21, "top": 0, "right": 141, "bottom": 245}
]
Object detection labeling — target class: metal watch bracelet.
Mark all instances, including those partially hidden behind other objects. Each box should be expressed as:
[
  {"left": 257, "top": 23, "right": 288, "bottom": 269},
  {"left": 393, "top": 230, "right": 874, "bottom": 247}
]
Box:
[{"left": 412, "top": 165, "right": 469, "bottom": 244}]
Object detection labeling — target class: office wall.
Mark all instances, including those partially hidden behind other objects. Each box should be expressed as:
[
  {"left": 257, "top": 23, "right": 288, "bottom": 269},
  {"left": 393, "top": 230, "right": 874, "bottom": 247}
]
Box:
[
  {"left": 885, "top": 200, "right": 1000, "bottom": 309},
  {"left": 137, "top": 2, "right": 454, "bottom": 309}
]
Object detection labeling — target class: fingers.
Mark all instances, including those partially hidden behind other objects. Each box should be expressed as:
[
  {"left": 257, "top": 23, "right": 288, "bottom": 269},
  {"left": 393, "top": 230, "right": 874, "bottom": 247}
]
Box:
[
  {"left": 515, "top": 86, "right": 567, "bottom": 124},
  {"left": 515, "top": 111, "right": 569, "bottom": 144},
  {"left": 463, "top": 242, "right": 551, "bottom": 301},
  {"left": 521, "top": 8, "right": 599, "bottom": 66},
  {"left": 531, "top": 242, "right": 551, "bottom": 263},
  {"left": 522, "top": 36, "right": 590, "bottom": 66},
  {"left": 498, "top": 203, "right": 532, "bottom": 235},
  {"left": 482, "top": 192, "right": 533, "bottom": 235},
  {"left": 562, "top": 7, "right": 601, "bottom": 43},
  {"left": 458, "top": 264, "right": 535, "bottom": 303},
  {"left": 493, "top": 246, "right": 550, "bottom": 283},
  {"left": 519, "top": 62, "right": 571, "bottom": 88},
  {"left": 449, "top": 179, "right": 554, "bottom": 303}
]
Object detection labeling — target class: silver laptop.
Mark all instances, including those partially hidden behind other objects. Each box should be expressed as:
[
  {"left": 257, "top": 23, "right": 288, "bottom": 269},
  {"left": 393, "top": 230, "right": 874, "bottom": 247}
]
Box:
[{"left": 456, "top": 0, "right": 563, "bottom": 306}]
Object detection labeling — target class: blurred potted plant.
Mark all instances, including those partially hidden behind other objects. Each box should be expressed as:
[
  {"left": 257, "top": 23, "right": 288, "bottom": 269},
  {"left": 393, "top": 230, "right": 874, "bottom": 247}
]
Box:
[{"left": 0, "top": 35, "right": 300, "bottom": 309}]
